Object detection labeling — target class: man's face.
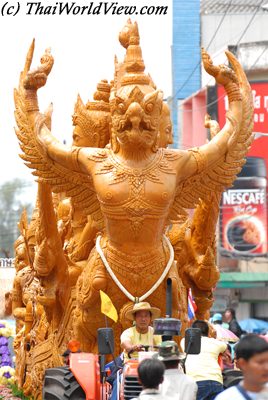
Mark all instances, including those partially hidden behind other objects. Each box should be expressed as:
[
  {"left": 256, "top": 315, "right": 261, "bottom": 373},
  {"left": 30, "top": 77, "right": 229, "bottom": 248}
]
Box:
[
  {"left": 238, "top": 351, "right": 268, "bottom": 387},
  {"left": 135, "top": 310, "right": 151, "bottom": 333}
]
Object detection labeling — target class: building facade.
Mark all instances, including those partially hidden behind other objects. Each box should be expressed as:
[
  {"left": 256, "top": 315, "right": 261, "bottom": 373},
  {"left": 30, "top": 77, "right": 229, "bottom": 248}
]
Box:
[{"left": 173, "top": 0, "right": 268, "bottom": 320}]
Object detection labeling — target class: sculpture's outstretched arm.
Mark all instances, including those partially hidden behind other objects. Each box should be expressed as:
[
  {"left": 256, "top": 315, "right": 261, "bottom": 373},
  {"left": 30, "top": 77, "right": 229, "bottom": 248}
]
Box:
[
  {"left": 21, "top": 42, "right": 85, "bottom": 173},
  {"left": 198, "top": 49, "right": 244, "bottom": 162},
  {"left": 15, "top": 42, "right": 103, "bottom": 223},
  {"left": 35, "top": 119, "right": 85, "bottom": 173},
  {"left": 22, "top": 40, "right": 52, "bottom": 124},
  {"left": 170, "top": 50, "right": 253, "bottom": 218},
  {"left": 179, "top": 50, "right": 245, "bottom": 179}
]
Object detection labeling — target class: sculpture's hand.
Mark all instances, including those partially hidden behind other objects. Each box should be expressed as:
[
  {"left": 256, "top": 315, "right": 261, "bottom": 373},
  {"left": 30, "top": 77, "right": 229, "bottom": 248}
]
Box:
[
  {"left": 23, "top": 48, "right": 54, "bottom": 91},
  {"left": 202, "top": 48, "right": 239, "bottom": 87},
  {"left": 24, "top": 71, "right": 47, "bottom": 91}
]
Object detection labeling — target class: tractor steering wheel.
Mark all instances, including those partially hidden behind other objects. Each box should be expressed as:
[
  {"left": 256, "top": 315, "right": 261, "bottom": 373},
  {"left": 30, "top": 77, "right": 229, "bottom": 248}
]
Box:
[{"left": 127, "top": 345, "right": 149, "bottom": 359}]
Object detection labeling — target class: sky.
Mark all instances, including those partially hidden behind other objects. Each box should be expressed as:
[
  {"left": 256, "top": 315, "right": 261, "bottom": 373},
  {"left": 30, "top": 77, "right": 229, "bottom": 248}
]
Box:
[{"left": 0, "top": 0, "right": 172, "bottom": 192}]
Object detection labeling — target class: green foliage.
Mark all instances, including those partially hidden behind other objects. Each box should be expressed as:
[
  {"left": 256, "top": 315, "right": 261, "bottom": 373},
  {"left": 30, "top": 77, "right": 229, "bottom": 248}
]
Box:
[
  {"left": 8, "top": 382, "right": 33, "bottom": 399},
  {"left": 0, "top": 178, "right": 35, "bottom": 258}
]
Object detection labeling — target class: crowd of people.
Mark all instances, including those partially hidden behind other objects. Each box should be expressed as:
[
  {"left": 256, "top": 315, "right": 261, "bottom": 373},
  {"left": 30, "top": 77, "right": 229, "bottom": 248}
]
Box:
[
  {"left": 134, "top": 334, "right": 268, "bottom": 400},
  {"left": 109, "top": 302, "right": 268, "bottom": 400}
]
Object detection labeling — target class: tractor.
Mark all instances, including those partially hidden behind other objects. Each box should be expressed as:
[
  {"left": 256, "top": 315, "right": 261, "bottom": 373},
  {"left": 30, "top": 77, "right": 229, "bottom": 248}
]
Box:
[
  {"left": 42, "top": 322, "right": 201, "bottom": 400},
  {"left": 42, "top": 280, "right": 202, "bottom": 400}
]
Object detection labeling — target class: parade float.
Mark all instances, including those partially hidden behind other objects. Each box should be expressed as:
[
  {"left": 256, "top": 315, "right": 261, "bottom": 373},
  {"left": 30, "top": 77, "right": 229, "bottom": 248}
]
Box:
[{"left": 11, "top": 20, "right": 253, "bottom": 399}]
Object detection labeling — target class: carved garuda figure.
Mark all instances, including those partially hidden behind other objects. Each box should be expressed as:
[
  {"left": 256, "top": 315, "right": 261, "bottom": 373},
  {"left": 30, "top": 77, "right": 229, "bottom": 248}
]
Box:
[{"left": 14, "top": 20, "right": 253, "bottom": 354}]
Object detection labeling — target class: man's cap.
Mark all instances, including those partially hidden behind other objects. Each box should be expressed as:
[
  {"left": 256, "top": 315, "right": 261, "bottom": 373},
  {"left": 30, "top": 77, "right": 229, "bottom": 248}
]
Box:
[
  {"left": 125, "top": 302, "right": 161, "bottom": 321},
  {"left": 154, "top": 341, "right": 185, "bottom": 361},
  {"left": 211, "top": 313, "right": 222, "bottom": 323}
]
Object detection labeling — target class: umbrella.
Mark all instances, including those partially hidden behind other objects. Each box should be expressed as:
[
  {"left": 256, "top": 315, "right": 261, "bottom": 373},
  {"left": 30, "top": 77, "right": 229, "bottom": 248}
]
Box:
[
  {"left": 239, "top": 318, "right": 268, "bottom": 333},
  {"left": 212, "top": 324, "right": 239, "bottom": 342}
]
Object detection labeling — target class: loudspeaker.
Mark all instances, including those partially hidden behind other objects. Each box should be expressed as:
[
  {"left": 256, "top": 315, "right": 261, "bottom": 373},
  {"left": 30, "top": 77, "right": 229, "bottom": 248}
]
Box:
[
  {"left": 97, "top": 328, "right": 115, "bottom": 355},
  {"left": 184, "top": 328, "right": 201, "bottom": 354}
]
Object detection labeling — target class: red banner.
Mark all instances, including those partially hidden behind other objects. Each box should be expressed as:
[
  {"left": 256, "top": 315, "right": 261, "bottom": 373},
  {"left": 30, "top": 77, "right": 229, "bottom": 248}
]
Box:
[{"left": 217, "top": 82, "right": 268, "bottom": 133}]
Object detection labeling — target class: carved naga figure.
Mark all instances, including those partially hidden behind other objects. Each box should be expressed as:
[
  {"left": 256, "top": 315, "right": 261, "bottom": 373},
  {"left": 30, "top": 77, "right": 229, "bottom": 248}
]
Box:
[{"left": 14, "top": 20, "right": 253, "bottom": 360}]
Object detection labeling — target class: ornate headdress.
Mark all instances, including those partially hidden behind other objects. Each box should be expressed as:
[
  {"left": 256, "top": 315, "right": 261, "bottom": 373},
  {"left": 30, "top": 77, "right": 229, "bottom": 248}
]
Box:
[
  {"left": 72, "top": 79, "right": 111, "bottom": 148},
  {"left": 112, "top": 20, "right": 156, "bottom": 96},
  {"left": 110, "top": 20, "right": 163, "bottom": 153}
]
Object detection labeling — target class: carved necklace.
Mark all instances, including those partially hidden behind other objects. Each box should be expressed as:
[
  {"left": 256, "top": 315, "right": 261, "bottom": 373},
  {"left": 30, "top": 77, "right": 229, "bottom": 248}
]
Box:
[
  {"left": 96, "top": 234, "right": 174, "bottom": 303},
  {"left": 92, "top": 148, "right": 178, "bottom": 189}
]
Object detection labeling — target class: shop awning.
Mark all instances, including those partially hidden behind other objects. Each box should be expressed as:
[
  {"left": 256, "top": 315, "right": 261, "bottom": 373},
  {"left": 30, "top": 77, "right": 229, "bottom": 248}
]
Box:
[{"left": 218, "top": 272, "right": 268, "bottom": 288}]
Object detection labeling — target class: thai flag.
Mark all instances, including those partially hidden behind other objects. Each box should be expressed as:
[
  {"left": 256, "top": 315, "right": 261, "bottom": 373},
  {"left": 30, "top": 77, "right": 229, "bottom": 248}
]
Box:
[{"left": 188, "top": 288, "right": 197, "bottom": 321}]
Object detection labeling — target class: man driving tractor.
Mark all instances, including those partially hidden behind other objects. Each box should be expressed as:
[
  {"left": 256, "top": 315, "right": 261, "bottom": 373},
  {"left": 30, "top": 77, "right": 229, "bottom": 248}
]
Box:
[
  {"left": 108, "top": 302, "right": 161, "bottom": 400},
  {"left": 121, "top": 302, "right": 162, "bottom": 360}
]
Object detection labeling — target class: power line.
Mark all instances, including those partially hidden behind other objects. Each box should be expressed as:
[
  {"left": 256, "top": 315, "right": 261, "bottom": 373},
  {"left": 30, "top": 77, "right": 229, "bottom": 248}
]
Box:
[
  {"left": 177, "top": 42, "right": 268, "bottom": 114},
  {"left": 235, "top": 0, "right": 265, "bottom": 46},
  {"left": 197, "top": 0, "right": 264, "bottom": 87},
  {"left": 173, "top": 0, "right": 265, "bottom": 104},
  {"left": 250, "top": 46, "right": 267, "bottom": 70},
  {"left": 172, "top": 0, "right": 233, "bottom": 101}
]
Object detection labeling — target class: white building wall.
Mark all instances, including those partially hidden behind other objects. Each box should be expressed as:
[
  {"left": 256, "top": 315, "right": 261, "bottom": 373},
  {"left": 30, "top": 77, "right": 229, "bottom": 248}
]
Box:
[
  {"left": 236, "top": 303, "right": 251, "bottom": 321},
  {"left": 201, "top": 14, "right": 268, "bottom": 86},
  {"left": 202, "top": 14, "right": 268, "bottom": 55},
  {"left": 254, "top": 303, "right": 268, "bottom": 318}
]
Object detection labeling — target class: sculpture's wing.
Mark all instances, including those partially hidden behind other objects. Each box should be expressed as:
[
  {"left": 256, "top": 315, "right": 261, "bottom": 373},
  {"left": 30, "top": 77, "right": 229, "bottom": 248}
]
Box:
[
  {"left": 169, "top": 51, "right": 254, "bottom": 221},
  {"left": 14, "top": 81, "right": 103, "bottom": 226}
]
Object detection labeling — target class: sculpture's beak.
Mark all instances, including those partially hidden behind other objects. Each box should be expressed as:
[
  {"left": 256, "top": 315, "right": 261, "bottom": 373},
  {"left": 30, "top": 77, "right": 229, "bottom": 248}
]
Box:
[{"left": 126, "top": 102, "right": 144, "bottom": 130}]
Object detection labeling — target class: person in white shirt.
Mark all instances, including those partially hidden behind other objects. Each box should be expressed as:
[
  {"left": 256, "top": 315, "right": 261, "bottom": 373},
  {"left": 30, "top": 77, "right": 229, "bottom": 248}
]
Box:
[
  {"left": 215, "top": 334, "right": 268, "bottom": 400},
  {"left": 181, "top": 320, "right": 227, "bottom": 400},
  {"left": 155, "top": 340, "right": 197, "bottom": 400}
]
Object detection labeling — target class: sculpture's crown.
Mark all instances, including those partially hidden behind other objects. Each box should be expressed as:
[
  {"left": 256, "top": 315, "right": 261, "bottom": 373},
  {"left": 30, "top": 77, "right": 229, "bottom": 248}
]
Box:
[
  {"left": 86, "top": 79, "right": 111, "bottom": 112},
  {"left": 114, "top": 19, "right": 151, "bottom": 89}
]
